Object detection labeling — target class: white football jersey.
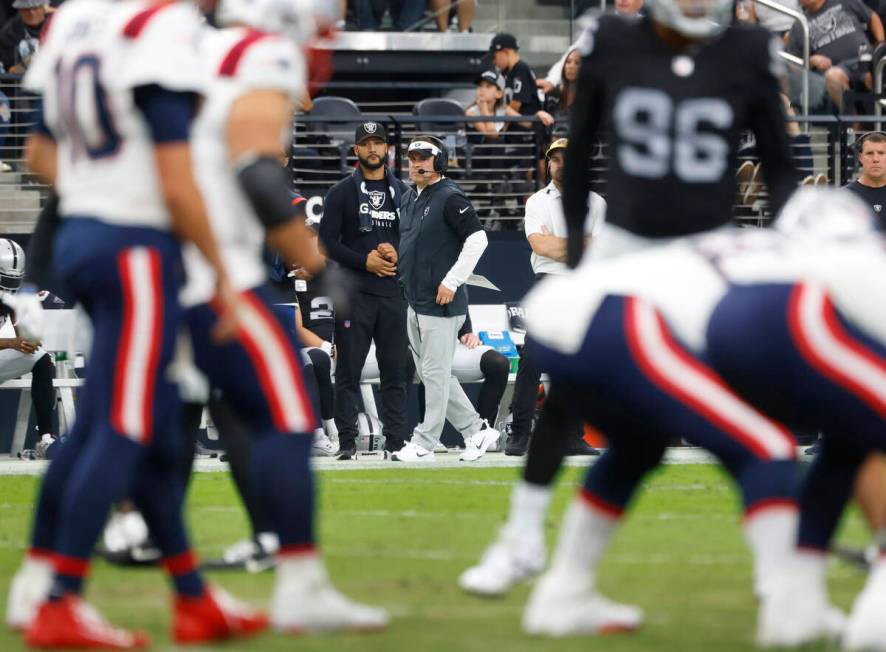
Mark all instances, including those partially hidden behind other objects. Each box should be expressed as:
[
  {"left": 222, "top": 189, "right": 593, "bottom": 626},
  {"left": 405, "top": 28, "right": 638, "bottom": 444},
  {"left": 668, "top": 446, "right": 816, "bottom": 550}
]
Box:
[
  {"left": 525, "top": 227, "right": 886, "bottom": 357},
  {"left": 181, "top": 27, "right": 305, "bottom": 306},
  {"left": 23, "top": 0, "right": 204, "bottom": 230}
]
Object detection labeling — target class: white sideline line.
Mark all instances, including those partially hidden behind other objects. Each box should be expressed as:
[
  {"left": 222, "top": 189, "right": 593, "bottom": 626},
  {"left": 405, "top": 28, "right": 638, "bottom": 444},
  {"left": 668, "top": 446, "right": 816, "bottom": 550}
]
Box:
[{"left": 0, "top": 448, "right": 729, "bottom": 476}]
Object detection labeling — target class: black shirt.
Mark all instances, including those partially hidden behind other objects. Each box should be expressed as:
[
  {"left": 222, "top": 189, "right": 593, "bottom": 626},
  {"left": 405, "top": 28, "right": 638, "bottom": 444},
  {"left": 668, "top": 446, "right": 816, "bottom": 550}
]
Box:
[
  {"left": 563, "top": 15, "right": 798, "bottom": 259},
  {"left": 318, "top": 172, "right": 408, "bottom": 297},
  {"left": 505, "top": 59, "right": 542, "bottom": 116},
  {"left": 295, "top": 277, "right": 335, "bottom": 343},
  {"left": 0, "top": 16, "right": 43, "bottom": 72},
  {"left": 845, "top": 179, "right": 886, "bottom": 228}
]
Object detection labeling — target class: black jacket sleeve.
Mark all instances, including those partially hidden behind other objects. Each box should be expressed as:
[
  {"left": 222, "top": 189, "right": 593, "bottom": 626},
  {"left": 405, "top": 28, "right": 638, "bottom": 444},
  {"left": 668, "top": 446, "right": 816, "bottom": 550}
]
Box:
[
  {"left": 749, "top": 35, "right": 800, "bottom": 220},
  {"left": 318, "top": 182, "right": 367, "bottom": 272},
  {"left": 458, "top": 310, "right": 473, "bottom": 338},
  {"left": 443, "top": 194, "right": 483, "bottom": 242},
  {"left": 563, "top": 45, "right": 604, "bottom": 267}
]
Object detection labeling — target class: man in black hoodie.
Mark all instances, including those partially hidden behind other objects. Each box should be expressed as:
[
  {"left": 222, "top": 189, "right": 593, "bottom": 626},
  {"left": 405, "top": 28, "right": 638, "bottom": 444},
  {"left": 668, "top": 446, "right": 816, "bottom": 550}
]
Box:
[
  {"left": 0, "top": 0, "right": 46, "bottom": 74},
  {"left": 319, "top": 121, "right": 410, "bottom": 460}
]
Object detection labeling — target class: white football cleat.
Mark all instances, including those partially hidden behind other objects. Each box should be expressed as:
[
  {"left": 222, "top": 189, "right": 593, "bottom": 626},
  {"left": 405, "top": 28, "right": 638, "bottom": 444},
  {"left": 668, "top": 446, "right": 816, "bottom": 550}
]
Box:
[
  {"left": 459, "top": 526, "right": 545, "bottom": 597},
  {"left": 271, "top": 556, "right": 389, "bottom": 633},
  {"left": 391, "top": 441, "right": 435, "bottom": 463},
  {"left": 312, "top": 430, "right": 338, "bottom": 457},
  {"left": 756, "top": 569, "right": 844, "bottom": 648},
  {"left": 461, "top": 424, "right": 500, "bottom": 462},
  {"left": 6, "top": 556, "right": 53, "bottom": 630},
  {"left": 844, "top": 560, "right": 886, "bottom": 650},
  {"left": 523, "top": 569, "right": 643, "bottom": 636}
]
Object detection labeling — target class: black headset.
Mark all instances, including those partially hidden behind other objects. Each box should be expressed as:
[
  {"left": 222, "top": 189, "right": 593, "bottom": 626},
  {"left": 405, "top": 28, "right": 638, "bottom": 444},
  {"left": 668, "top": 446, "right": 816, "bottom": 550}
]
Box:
[
  {"left": 856, "top": 130, "right": 886, "bottom": 154},
  {"left": 410, "top": 135, "right": 448, "bottom": 174}
]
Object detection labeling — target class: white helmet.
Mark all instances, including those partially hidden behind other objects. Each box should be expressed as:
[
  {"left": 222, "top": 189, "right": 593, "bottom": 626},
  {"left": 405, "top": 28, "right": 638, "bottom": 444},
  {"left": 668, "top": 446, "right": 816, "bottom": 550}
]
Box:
[
  {"left": 215, "top": 0, "right": 333, "bottom": 43},
  {"left": 648, "top": 0, "right": 734, "bottom": 39},
  {"left": 0, "top": 238, "right": 24, "bottom": 293},
  {"left": 776, "top": 187, "right": 878, "bottom": 242}
]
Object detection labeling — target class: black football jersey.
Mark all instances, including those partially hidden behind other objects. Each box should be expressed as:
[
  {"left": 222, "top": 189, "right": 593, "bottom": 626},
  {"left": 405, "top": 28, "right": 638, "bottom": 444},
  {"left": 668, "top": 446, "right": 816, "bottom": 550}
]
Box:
[
  {"left": 295, "top": 279, "right": 334, "bottom": 343},
  {"left": 563, "top": 15, "right": 798, "bottom": 248}
]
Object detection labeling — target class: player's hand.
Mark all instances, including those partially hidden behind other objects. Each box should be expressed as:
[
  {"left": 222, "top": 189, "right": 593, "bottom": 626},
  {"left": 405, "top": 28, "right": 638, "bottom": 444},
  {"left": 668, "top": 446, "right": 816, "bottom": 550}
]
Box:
[
  {"left": 366, "top": 250, "right": 396, "bottom": 277},
  {"left": 2, "top": 337, "right": 40, "bottom": 354},
  {"left": 436, "top": 283, "right": 455, "bottom": 305},
  {"left": 376, "top": 243, "right": 398, "bottom": 264},
  {"left": 810, "top": 55, "right": 832, "bottom": 71},
  {"left": 1, "top": 289, "right": 45, "bottom": 341},
  {"left": 210, "top": 277, "right": 243, "bottom": 344},
  {"left": 460, "top": 332, "right": 480, "bottom": 348},
  {"left": 291, "top": 267, "right": 314, "bottom": 281}
]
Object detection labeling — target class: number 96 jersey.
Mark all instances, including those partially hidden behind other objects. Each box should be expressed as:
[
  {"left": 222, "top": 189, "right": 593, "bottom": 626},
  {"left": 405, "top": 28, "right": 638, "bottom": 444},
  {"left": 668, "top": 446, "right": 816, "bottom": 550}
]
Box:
[
  {"left": 566, "top": 15, "right": 799, "bottom": 238},
  {"left": 22, "top": 0, "right": 205, "bottom": 230}
]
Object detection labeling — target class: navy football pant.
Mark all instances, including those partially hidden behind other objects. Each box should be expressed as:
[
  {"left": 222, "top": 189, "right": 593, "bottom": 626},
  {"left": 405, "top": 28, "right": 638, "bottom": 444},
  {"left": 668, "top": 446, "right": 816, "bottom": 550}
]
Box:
[
  {"left": 30, "top": 219, "right": 202, "bottom": 598},
  {"left": 530, "top": 295, "right": 797, "bottom": 519},
  {"left": 187, "top": 285, "right": 317, "bottom": 554},
  {"left": 708, "top": 282, "right": 886, "bottom": 551}
]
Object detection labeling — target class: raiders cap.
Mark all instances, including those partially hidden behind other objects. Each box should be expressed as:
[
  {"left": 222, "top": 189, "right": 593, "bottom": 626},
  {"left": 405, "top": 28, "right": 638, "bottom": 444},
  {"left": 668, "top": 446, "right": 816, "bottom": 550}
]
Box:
[
  {"left": 355, "top": 121, "right": 387, "bottom": 145},
  {"left": 489, "top": 32, "right": 519, "bottom": 52},
  {"left": 477, "top": 69, "right": 506, "bottom": 91}
]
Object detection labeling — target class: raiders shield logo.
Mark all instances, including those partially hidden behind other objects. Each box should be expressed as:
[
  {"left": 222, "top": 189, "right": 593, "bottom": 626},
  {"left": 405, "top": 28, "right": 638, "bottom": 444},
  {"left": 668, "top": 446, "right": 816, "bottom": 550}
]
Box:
[
  {"left": 875, "top": 204, "right": 882, "bottom": 213},
  {"left": 363, "top": 122, "right": 377, "bottom": 134},
  {"left": 369, "top": 190, "right": 385, "bottom": 209}
]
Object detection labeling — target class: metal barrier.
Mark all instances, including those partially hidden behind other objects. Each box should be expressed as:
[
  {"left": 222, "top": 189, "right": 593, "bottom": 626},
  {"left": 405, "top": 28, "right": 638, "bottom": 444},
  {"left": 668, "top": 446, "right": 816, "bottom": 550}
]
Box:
[{"left": 756, "top": 0, "right": 811, "bottom": 122}]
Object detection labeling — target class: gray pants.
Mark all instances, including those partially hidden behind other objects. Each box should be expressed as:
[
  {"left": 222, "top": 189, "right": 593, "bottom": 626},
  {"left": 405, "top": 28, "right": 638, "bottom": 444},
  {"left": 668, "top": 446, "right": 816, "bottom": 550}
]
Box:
[{"left": 407, "top": 306, "right": 484, "bottom": 450}]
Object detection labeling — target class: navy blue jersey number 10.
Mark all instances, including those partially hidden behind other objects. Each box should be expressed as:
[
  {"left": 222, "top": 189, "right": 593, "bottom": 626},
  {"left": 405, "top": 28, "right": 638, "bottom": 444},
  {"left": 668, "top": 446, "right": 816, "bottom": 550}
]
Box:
[{"left": 55, "top": 55, "right": 121, "bottom": 161}]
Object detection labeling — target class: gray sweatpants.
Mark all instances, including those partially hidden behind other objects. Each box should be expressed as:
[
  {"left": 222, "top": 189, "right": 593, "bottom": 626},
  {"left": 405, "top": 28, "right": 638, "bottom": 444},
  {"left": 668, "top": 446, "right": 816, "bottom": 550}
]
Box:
[{"left": 407, "top": 306, "right": 484, "bottom": 450}]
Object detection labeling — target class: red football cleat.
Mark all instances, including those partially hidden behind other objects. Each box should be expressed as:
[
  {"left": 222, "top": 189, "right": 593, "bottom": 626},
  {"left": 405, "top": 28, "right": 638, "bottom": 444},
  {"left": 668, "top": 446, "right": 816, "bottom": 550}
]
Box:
[
  {"left": 24, "top": 595, "right": 150, "bottom": 649},
  {"left": 173, "top": 586, "right": 268, "bottom": 644}
]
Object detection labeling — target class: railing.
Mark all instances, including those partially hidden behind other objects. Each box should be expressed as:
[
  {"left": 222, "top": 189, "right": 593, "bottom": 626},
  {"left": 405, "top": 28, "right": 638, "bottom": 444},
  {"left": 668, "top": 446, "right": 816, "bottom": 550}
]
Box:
[{"left": 757, "top": 0, "right": 811, "bottom": 122}]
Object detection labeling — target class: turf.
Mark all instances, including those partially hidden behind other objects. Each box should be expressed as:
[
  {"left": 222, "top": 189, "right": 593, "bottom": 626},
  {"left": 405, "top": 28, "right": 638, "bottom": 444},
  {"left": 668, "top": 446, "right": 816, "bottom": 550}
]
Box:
[{"left": 0, "top": 463, "right": 870, "bottom": 651}]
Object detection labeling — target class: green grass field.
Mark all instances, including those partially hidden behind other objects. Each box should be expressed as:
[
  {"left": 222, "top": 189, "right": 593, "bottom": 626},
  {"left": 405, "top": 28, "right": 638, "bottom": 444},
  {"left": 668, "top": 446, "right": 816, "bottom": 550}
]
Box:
[{"left": 0, "top": 463, "right": 871, "bottom": 651}]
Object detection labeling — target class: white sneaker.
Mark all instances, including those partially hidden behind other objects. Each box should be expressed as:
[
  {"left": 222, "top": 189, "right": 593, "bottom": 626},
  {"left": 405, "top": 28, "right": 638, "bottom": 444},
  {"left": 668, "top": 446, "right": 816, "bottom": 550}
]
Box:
[
  {"left": 271, "top": 556, "right": 389, "bottom": 633},
  {"left": 102, "top": 510, "right": 148, "bottom": 554},
  {"left": 845, "top": 560, "right": 886, "bottom": 650},
  {"left": 523, "top": 569, "right": 643, "bottom": 636},
  {"left": 391, "top": 441, "right": 435, "bottom": 463},
  {"left": 6, "top": 556, "right": 53, "bottom": 630},
  {"left": 461, "top": 424, "right": 500, "bottom": 462},
  {"left": 312, "top": 430, "right": 339, "bottom": 457},
  {"left": 756, "top": 568, "right": 844, "bottom": 647},
  {"left": 459, "top": 526, "right": 545, "bottom": 597}
]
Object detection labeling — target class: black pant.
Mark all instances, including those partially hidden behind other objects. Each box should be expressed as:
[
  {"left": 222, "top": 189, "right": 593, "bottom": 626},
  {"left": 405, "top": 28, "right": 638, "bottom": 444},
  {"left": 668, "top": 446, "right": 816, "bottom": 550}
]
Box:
[{"left": 334, "top": 292, "right": 409, "bottom": 450}]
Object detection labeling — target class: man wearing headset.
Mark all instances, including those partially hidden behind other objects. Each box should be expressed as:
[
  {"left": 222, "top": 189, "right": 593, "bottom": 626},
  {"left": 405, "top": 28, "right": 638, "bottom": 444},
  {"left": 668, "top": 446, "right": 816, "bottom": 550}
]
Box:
[{"left": 393, "top": 135, "right": 501, "bottom": 462}]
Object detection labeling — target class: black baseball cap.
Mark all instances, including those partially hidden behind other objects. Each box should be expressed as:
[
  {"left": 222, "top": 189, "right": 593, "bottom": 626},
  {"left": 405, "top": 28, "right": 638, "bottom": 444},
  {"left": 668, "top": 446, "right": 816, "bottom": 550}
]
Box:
[
  {"left": 355, "top": 121, "right": 387, "bottom": 145},
  {"left": 476, "top": 69, "right": 505, "bottom": 91},
  {"left": 489, "top": 33, "right": 519, "bottom": 52}
]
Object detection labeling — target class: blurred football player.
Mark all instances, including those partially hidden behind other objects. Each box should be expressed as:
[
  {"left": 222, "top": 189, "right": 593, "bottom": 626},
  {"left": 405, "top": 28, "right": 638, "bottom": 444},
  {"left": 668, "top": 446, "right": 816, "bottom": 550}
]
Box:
[
  {"left": 6, "top": 1, "right": 264, "bottom": 648},
  {"left": 521, "top": 188, "right": 886, "bottom": 646},
  {"left": 179, "top": 0, "right": 388, "bottom": 632},
  {"left": 0, "top": 238, "right": 56, "bottom": 456},
  {"left": 461, "top": 0, "right": 801, "bottom": 601}
]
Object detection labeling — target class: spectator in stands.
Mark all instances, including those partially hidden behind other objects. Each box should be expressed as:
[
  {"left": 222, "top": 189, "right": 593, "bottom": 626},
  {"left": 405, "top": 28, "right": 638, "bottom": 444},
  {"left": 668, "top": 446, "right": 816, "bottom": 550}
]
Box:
[
  {"left": 737, "top": 0, "right": 800, "bottom": 37},
  {"left": 846, "top": 130, "right": 886, "bottom": 226},
  {"left": 505, "top": 138, "right": 604, "bottom": 456},
  {"left": 542, "top": 48, "right": 580, "bottom": 136},
  {"left": 465, "top": 69, "right": 520, "bottom": 141},
  {"left": 785, "top": 0, "right": 884, "bottom": 112},
  {"left": 428, "top": 0, "right": 474, "bottom": 31},
  {"left": 352, "top": 0, "right": 427, "bottom": 31},
  {"left": 490, "top": 33, "right": 553, "bottom": 130},
  {"left": 0, "top": 0, "right": 47, "bottom": 74},
  {"left": 319, "top": 121, "right": 411, "bottom": 460}
]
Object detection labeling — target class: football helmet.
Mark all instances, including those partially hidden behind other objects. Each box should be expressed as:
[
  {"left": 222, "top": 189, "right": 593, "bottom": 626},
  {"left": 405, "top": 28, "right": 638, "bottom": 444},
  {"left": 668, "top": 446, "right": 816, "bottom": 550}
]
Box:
[
  {"left": 0, "top": 238, "right": 24, "bottom": 293},
  {"left": 648, "top": 0, "right": 734, "bottom": 39},
  {"left": 776, "top": 187, "right": 877, "bottom": 242},
  {"left": 215, "top": 0, "right": 335, "bottom": 43}
]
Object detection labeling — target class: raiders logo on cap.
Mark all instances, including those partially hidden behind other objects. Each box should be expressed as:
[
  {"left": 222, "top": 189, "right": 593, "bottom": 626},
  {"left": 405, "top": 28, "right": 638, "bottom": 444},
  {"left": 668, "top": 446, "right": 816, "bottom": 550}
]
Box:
[{"left": 364, "top": 122, "right": 377, "bottom": 134}]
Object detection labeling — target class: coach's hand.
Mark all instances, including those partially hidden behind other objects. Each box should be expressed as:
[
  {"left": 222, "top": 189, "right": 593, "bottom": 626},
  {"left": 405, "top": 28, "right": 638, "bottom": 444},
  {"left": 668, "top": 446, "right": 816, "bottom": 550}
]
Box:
[
  {"left": 366, "top": 250, "right": 396, "bottom": 277},
  {"left": 436, "top": 283, "right": 455, "bottom": 305}
]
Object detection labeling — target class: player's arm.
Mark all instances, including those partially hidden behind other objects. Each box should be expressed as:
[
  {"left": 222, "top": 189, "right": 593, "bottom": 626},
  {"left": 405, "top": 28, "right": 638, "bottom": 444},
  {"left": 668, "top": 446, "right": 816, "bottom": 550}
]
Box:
[
  {"left": 748, "top": 39, "right": 801, "bottom": 219},
  {"left": 227, "top": 89, "right": 323, "bottom": 273},
  {"left": 563, "top": 50, "right": 603, "bottom": 266},
  {"left": 294, "top": 304, "right": 328, "bottom": 350}
]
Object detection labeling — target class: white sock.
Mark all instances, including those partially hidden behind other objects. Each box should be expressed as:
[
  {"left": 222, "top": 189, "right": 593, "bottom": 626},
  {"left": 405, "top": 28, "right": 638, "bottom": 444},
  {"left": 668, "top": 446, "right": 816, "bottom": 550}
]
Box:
[
  {"left": 743, "top": 504, "right": 799, "bottom": 598},
  {"left": 507, "top": 481, "right": 552, "bottom": 540},
  {"left": 548, "top": 492, "right": 620, "bottom": 578},
  {"left": 313, "top": 427, "right": 326, "bottom": 441},
  {"left": 276, "top": 551, "right": 326, "bottom": 588}
]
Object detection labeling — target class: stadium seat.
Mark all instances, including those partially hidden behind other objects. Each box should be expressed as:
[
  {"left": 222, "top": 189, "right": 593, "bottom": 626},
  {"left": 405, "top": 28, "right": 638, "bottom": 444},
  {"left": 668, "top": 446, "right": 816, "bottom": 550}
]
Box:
[
  {"left": 307, "top": 96, "right": 365, "bottom": 175},
  {"left": 413, "top": 98, "right": 472, "bottom": 175}
]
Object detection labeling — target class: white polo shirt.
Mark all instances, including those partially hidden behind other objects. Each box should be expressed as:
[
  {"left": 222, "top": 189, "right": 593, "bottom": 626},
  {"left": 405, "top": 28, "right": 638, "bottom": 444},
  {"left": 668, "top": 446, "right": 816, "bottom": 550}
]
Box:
[{"left": 523, "top": 182, "right": 606, "bottom": 275}]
